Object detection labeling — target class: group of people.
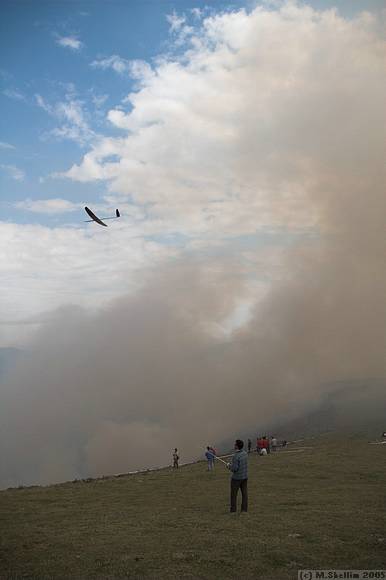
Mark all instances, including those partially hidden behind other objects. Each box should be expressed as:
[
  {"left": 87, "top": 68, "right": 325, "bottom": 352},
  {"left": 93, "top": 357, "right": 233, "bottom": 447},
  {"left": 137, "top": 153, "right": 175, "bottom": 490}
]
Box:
[
  {"left": 247, "top": 435, "right": 286, "bottom": 454},
  {"left": 172, "top": 441, "right": 248, "bottom": 513},
  {"left": 256, "top": 435, "right": 275, "bottom": 454},
  {"left": 172, "top": 434, "right": 288, "bottom": 514}
]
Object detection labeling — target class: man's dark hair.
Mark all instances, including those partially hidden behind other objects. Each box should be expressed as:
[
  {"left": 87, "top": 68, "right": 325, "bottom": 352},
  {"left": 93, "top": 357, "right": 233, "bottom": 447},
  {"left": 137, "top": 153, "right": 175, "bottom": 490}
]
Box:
[{"left": 235, "top": 439, "right": 244, "bottom": 450}]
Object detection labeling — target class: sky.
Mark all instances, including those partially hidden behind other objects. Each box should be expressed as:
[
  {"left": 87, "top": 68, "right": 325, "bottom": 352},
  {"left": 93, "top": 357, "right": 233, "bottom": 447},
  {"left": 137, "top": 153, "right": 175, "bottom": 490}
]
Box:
[
  {"left": 0, "top": 0, "right": 385, "bottom": 486},
  {"left": 1, "top": 0, "right": 384, "bottom": 347}
]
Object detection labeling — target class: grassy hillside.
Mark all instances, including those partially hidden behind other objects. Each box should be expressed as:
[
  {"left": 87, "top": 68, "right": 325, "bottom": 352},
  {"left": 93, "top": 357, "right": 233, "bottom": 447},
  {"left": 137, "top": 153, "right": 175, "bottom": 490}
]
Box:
[{"left": 1, "top": 434, "right": 385, "bottom": 579}]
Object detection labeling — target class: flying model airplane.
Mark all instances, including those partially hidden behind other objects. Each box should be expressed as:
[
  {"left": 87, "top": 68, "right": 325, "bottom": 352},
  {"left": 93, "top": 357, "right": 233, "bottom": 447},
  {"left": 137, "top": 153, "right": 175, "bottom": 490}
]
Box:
[{"left": 84, "top": 206, "right": 121, "bottom": 227}]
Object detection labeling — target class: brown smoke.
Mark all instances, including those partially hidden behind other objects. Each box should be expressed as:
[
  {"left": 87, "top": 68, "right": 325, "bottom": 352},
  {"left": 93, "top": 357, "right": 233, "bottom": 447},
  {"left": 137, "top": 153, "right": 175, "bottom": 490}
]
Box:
[{"left": 1, "top": 217, "right": 385, "bottom": 488}]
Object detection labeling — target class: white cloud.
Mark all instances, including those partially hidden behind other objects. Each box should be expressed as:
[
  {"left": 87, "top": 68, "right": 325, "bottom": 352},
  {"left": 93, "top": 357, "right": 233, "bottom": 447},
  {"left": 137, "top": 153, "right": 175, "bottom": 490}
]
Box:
[
  {"left": 91, "top": 55, "right": 131, "bottom": 75},
  {"left": 128, "top": 60, "right": 154, "bottom": 82},
  {"left": 107, "top": 109, "right": 131, "bottom": 129},
  {"left": 191, "top": 8, "right": 204, "bottom": 20},
  {"left": 63, "top": 3, "right": 385, "bottom": 239},
  {"left": 166, "top": 11, "right": 186, "bottom": 32},
  {"left": 0, "top": 221, "right": 174, "bottom": 346},
  {"left": 58, "top": 100, "right": 85, "bottom": 126},
  {"left": 91, "top": 56, "right": 154, "bottom": 82},
  {"left": 0, "top": 141, "right": 15, "bottom": 150},
  {"left": 0, "top": 164, "right": 25, "bottom": 181},
  {"left": 56, "top": 35, "right": 83, "bottom": 51},
  {"left": 36, "top": 92, "right": 95, "bottom": 146},
  {"left": 15, "top": 198, "right": 80, "bottom": 214},
  {"left": 166, "top": 10, "right": 194, "bottom": 46}
]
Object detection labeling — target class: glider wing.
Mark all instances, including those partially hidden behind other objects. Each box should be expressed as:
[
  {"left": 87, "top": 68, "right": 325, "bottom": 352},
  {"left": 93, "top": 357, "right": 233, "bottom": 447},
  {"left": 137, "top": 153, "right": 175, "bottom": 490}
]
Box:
[{"left": 84, "top": 206, "right": 108, "bottom": 227}]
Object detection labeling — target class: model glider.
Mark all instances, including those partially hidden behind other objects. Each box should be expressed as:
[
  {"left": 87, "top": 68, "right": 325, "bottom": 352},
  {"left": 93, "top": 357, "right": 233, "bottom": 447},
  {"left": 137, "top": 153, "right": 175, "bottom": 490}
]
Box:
[{"left": 84, "top": 206, "right": 120, "bottom": 227}]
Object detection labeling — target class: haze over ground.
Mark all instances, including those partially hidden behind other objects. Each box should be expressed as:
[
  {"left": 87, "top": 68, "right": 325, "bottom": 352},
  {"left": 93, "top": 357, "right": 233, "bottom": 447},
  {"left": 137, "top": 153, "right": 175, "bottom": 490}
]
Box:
[{"left": 0, "top": 1, "right": 385, "bottom": 487}]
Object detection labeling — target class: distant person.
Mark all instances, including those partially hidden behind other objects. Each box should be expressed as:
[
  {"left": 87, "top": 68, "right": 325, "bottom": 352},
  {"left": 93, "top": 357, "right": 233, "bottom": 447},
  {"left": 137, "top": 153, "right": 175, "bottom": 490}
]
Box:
[
  {"left": 257, "top": 436, "right": 264, "bottom": 455},
  {"left": 209, "top": 446, "right": 217, "bottom": 456},
  {"left": 247, "top": 438, "right": 252, "bottom": 453},
  {"left": 282, "top": 439, "right": 287, "bottom": 448},
  {"left": 227, "top": 439, "right": 248, "bottom": 513},
  {"left": 271, "top": 436, "right": 277, "bottom": 452},
  {"left": 172, "top": 448, "right": 179, "bottom": 469},
  {"left": 262, "top": 435, "right": 270, "bottom": 454},
  {"left": 205, "top": 446, "right": 215, "bottom": 471}
]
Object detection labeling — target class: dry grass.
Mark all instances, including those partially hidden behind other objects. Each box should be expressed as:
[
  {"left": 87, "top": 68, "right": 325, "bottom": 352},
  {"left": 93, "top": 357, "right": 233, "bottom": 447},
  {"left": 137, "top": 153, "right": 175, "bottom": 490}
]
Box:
[{"left": 1, "top": 434, "right": 386, "bottom": 579}]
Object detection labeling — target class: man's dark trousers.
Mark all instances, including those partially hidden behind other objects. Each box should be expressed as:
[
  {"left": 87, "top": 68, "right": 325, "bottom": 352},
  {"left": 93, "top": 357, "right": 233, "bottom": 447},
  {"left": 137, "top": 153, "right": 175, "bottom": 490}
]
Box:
[{"left": 230, "top": 478, "right": 248, "bottom": 512}]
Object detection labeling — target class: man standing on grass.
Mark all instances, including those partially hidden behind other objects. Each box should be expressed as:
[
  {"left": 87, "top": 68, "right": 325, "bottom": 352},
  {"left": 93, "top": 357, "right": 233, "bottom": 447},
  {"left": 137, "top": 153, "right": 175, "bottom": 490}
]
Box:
[
  {"left": 227, "top": 439, "right": 248, "bottom": 513},
  {"left": 172, "top": 448, "right": 179, "bottom": 469},
  {"left": 205, "top": 446, "right": 215, "bottom": 471}
]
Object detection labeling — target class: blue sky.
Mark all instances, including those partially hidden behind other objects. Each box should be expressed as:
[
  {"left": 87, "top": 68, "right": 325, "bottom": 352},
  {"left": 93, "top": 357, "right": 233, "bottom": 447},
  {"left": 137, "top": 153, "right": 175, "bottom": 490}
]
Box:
[
  {"left": 0, "top": 0, "right": 384, "bottom": 346},
  {"left": 1, "top": 0, "right": 383, "bottom": 225},
  {"left": 1, "top": 0, "right": 253, "bottom": 226}
]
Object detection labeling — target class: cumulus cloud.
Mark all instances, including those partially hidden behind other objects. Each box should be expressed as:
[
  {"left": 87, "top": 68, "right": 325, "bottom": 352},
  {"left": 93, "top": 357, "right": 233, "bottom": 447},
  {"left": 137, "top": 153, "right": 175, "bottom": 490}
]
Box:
[
  {"left": 56, "top": 35, "right": 83, "bottom": 51},
  {"left": 63, "top": 3, "right": 385, "bottom": 239}
]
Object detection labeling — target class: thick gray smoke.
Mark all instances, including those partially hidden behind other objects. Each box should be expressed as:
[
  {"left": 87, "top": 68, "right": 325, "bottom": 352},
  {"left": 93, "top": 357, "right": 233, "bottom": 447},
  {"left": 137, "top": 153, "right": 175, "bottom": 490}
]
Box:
[
  {"left": 1, "top": 217, "right": 385, "bottom": 488},
  {"left": 1, "top": 3, "right": 385, "bottom": 488}
]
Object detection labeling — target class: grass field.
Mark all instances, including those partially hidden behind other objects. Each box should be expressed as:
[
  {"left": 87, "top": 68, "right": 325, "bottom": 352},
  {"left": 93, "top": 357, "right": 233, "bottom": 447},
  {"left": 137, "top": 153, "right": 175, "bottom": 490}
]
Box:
[{"left": 1, "top": 434, "right": 386, "bottom": 579}]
